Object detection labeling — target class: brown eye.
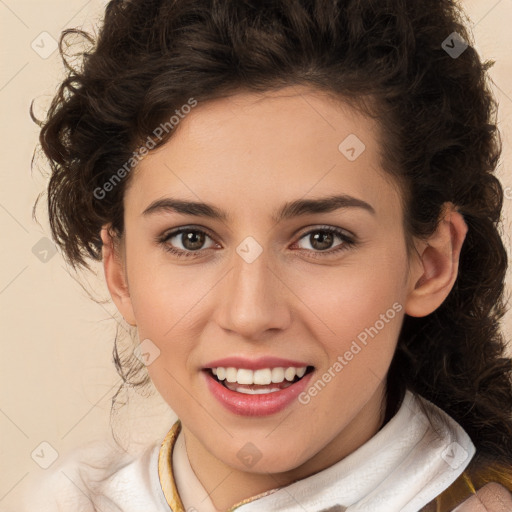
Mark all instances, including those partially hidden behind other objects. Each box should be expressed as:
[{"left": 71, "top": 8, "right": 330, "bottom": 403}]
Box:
[
  {"left": 308, "top": 231, "right": 334, "bottom": 251},
  {"left": 160, "top": 227, "right": 217, "bottom": 256},
  {"left": 180, "top": 230, "right": 206, "bottom": 250},
  {"left": 296, "top": 228, "right": 350, "bottom": 252}
]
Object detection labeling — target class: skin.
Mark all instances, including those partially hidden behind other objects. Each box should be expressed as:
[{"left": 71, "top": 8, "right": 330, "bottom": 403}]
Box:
[{"left": 101, "top": 86, "right": 468, "bottom": 511}]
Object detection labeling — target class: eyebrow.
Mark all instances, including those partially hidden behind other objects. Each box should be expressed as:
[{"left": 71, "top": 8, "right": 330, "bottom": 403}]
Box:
[{"left": 141, "top": 194, "right": 375, "bottom": 222}]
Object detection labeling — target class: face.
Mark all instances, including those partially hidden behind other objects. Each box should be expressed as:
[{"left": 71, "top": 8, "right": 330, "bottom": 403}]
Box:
[{"left": 109, "top": 86, "right": 415, "bottom": 476}]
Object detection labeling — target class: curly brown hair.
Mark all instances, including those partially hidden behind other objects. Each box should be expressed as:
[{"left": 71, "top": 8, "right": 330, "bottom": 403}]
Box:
[{"left": 32, "top": 0, "right": 512, "bottom": 472}]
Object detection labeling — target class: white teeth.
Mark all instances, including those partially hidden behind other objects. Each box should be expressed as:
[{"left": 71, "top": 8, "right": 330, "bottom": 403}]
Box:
[
  {"left": 210, "top": 366, "right": 308, "bottom": 385},
  {"left": 226, "top": 367, "right": 237, "bottom": 383},
  {"left": 284, "top": 367, "right": 296, "bottom": 381},
  {"left": 271, "top": 367, "right": 285, "bottom": 383},
  {"left": 253, "top": 368, "right": 272, "bottom": 385},
  {"left": 237, "top": 369, "right": 253, "bottom": 385}
]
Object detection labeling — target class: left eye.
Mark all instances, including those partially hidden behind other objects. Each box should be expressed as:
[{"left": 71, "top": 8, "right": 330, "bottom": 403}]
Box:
[{"left": 295, "top": 228, "right": 353, "bottom": 252}]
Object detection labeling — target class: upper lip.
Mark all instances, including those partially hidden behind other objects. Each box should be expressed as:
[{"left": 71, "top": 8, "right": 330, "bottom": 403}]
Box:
[{"left": 203, "top": 356, "right": 312, "bottom": 370}]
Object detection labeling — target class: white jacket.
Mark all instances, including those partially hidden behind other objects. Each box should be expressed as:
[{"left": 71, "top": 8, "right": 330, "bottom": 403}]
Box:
[{"left": 19, "top": 390, "right": 511, "bottom": 511}]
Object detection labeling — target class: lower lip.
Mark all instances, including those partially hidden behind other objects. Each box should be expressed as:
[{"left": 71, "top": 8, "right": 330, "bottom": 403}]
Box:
[{"left": 203, "top": 370, "right": 314, "bottom": 416}]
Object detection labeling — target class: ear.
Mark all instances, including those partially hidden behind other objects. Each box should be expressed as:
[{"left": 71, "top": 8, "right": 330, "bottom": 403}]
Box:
[
  {"left": 405, "top": 203, "right": 468, "bottom": 318},
  {"left": 100, "top": 225, "right": 137, "bottom": 326}
]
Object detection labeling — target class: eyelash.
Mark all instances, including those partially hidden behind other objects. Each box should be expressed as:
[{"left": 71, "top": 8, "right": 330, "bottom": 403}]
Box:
[{"left": 156, "top": 225, "right": 356, "bottom": 259}]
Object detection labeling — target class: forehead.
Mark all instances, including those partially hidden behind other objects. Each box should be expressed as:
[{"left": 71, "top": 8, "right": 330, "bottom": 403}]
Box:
[{"left": 125, "top": 86, "right": 402, "bottom": 222}]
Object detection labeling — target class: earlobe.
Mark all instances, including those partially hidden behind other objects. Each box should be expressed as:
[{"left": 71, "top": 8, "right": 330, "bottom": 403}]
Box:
[
  {"left": 100, "top": 226, "right": 137, "bottom": 326},
  {"left": 405, "top": 204, "right": 468, "bottom": 318}
]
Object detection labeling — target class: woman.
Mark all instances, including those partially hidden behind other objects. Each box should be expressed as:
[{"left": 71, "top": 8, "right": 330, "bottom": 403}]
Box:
[{"left": 25, "top": 0, "right": 512, "bottom": 510}]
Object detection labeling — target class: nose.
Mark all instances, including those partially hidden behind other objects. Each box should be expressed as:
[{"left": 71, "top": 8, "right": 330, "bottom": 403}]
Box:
[{"left": 214, "top": 245, "right": 291, "bottom": 340}]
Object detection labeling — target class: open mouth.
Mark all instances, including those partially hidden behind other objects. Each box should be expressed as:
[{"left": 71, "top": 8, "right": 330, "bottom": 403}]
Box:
[{"left": 205, "top": 366, "right": 315, "bottom": 395}]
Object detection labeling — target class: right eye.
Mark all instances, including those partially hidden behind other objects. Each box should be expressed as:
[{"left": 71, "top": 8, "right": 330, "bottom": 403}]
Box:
[{"left": 157, "top": 227, "right": 219, "bottom": 258}]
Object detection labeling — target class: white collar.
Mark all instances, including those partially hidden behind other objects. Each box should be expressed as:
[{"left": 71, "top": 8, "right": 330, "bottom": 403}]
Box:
[{"left": 168, "top": 390, "right": 475, "bottom": 512}]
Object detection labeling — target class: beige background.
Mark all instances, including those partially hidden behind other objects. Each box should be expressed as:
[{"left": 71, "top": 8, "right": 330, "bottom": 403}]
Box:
[{"left": 1, "top": 0, "right": 511, "bottom": 508}]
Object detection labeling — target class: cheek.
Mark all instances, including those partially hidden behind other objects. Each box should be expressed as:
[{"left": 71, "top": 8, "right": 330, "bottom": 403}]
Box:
[
  {"left": 123, "top": 259, "right": 209, "bottom": 399},
  {"left": 288, "top": 247, "right": 408, "bottom": 405},
  {"left": 129, "top": 269, "right": 205, "bottom": 414},
  {"left": 294, "top": 251, "right": 407, "bottom": 342},
  {"left": 295, "top": 266, "right": 405, "bottom": 422},
  {"left": 126, "top": 250, "right": 211, "bottom": 338}
]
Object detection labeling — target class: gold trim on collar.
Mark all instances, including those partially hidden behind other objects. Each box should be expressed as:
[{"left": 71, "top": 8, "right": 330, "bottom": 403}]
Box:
[
  {"left": 226, "top": 489, "right": 280, "bottom": 512},
  {"left": 158, "top": 420, "right": 185, "bottom": 512},
  {"left": 157, "top": 420, "right": 280, "bottom": 512}
]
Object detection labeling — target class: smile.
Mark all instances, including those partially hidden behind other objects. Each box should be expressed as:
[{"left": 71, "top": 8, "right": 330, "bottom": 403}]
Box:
[
  {"left": 210, "top": 366, "right": 310, "bottom": 394},
  {"left": 202, "top": 362, "right": 315, "bottom": 416}
]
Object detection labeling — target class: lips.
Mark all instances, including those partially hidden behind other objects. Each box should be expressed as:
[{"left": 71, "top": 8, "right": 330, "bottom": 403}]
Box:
[{"left": 202, "top": 357, "right": 315, "bottom": 416}]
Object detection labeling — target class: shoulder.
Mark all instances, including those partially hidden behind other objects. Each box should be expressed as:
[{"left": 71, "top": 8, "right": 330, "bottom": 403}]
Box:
[
  {"left": 20, "top": 438, "right": 160, "bottom": 512},
  {"left": 420, "top": 452, "right": 512, "bottom": 512},
  {"left": 453, "top": 482, "right": 512, "bottom": 511},
  {"left": 433, "top": 457, "right": 512, "bottom": 512}
]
